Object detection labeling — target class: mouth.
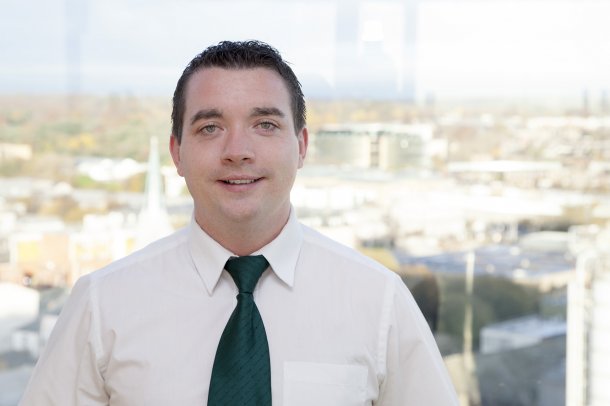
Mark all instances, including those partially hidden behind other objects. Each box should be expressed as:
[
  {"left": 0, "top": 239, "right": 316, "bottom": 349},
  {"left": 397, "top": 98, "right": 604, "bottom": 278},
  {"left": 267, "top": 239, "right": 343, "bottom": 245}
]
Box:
[{"left": 220, "top": 178, "right": 262, "bottom": 185}]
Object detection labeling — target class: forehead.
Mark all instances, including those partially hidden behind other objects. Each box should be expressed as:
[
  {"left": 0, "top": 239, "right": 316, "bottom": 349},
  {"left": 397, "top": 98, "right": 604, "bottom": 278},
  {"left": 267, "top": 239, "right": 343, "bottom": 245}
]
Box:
[{"left": 184, "top": 67, "right": 292, "bottom": 113}]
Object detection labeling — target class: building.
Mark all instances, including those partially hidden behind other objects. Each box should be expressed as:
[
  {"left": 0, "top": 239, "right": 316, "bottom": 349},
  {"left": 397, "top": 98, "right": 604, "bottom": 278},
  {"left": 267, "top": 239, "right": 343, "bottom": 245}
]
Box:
[
  {"left": 0, "top": 284, "right": 39, "bottom": 353},
  {"left": 566, "top": 225, "right": 610, "bottom": 406},
  {"left": 396, "top": 236, "right": 575, "bottom": 290},
  {"left": 75, "top": 156, "right": 144, "bottom": 182},
  {"left": 445, "top": 336, "right": 565, "bottom": 406},
  {"left": 480, "top": 315, "right": 566, "bottom": 354},
  {"left": 0, "top": 143, "right": 32, "bottom": 162},
  {"left": 310, "top": 123, "right": 437, "bottom": 170}
]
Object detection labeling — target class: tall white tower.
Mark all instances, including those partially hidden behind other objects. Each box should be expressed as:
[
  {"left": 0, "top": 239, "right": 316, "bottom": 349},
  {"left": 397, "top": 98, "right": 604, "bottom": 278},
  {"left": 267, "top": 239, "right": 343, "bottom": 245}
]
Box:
[
  {"left": 135, "top": 136, "right": 173, "bottom": 248},
  {"left": 566, "top": 225, "right": 610, "bottom": 406}
]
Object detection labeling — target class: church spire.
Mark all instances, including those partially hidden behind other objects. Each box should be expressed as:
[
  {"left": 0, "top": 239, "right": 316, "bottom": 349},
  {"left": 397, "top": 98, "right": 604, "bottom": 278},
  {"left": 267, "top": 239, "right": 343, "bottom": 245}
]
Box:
[{"left": 136, "top": 136, "right": 173, "bottom": 248}]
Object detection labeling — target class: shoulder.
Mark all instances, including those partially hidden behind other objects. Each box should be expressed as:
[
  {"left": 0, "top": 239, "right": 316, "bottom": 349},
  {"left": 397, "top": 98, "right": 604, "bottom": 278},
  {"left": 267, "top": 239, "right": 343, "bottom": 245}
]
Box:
[
  {"left": 299, "top": 223, "right": 401, "bottom": 285},
  {"left": 76, "top": 227, "right": 189, "bottom": 289}
]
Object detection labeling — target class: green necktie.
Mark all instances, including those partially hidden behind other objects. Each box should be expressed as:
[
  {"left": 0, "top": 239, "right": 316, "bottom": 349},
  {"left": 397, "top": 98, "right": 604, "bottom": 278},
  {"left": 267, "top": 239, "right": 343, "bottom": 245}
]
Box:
[{"left": 208, "top": 255, "right": 272, "bottom": 406}]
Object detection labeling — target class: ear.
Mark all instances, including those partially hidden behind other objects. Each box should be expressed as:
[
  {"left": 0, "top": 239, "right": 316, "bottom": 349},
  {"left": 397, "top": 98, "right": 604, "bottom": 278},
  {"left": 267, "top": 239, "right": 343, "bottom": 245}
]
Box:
[
  {"left": 169, "top": 134, "right": 184, "bottom": 177},
  {"left": 297, "top": 127, "right": 308, "bottom": 168}
]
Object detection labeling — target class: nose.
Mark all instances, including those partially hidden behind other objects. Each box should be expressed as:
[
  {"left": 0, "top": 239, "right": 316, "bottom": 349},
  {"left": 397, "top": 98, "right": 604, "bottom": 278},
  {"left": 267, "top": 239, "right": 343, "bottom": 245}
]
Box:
[{"left": 221, "top": 129, "right": 254, "bottom": 164}]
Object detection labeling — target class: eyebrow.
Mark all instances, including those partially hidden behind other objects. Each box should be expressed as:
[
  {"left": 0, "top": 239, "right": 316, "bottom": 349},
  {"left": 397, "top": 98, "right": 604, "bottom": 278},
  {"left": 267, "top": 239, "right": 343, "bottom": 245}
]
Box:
[
  {"left": 189, "top": 108, "right": 223, "bottom": 126},
  {"left": 189, "top": 106, "right": 286, "bottom": 126},
  {"left": 250, "top": 107, "right": 285, "bottom": 119}
]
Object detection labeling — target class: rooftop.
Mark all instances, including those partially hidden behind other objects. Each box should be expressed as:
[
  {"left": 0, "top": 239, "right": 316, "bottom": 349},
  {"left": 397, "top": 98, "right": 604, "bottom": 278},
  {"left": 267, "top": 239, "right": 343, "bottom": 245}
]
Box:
[
  {"left": 396, "top": 242, "right": 575, "bottom": 278},
  {"left": 481, "top": 315, "right": 566, "bottom": 339}
]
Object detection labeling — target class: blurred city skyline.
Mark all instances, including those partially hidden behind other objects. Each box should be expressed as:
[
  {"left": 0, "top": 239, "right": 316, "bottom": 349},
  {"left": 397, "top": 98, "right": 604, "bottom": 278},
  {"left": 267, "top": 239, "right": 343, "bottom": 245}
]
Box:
[
  {"left": 1, "top": 0, "right": 609, "bottom": 105},
  {"left": 3, "top": 2, "right": 610, "bottom": 403}
]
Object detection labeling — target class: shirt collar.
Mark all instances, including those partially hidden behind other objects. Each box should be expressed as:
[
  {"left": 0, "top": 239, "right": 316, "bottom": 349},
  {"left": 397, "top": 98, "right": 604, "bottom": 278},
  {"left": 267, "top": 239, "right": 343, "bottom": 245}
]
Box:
[
  {"left": 252, "top": 208, "right": 302, "bottom": 288},
  {"left": 187, "top": 207, "right": 303, "bottom": 294}
]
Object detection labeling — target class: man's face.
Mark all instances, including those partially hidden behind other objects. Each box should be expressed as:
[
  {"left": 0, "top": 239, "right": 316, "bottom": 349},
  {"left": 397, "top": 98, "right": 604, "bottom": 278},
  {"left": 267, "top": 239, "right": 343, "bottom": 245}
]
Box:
[{"left": 170, "top": 67, "right": 307, "bottom": 233}]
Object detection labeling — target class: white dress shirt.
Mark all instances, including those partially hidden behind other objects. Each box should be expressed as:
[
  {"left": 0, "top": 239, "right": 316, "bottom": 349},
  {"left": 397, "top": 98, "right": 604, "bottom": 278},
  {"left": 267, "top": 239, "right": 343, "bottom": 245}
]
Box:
[{"left": 20, "top": 209, "right": 458, "bottom": 405}]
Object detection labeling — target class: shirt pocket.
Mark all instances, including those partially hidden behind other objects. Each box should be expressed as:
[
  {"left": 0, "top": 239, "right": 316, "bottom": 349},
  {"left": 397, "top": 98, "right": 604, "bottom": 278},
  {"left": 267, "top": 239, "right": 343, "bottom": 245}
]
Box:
[{"left": 283, "top": 362, "right": 368, "bottom": 406}]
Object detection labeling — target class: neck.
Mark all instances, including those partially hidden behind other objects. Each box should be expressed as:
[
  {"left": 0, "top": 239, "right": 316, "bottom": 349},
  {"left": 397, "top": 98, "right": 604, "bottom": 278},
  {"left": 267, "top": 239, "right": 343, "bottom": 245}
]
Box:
[{"left": 195, "top": 210, "right": 290, "bottom": 256}]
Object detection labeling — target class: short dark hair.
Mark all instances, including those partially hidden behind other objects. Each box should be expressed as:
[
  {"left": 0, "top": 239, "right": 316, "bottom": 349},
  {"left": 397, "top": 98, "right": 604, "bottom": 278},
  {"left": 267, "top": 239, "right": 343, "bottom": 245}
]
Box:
[{"left": 171, "top": 40, "right": 306, "bottom": 143}]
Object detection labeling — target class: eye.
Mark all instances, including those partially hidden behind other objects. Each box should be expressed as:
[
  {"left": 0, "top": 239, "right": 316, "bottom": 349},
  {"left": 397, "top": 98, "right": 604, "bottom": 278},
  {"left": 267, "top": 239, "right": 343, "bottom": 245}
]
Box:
[
  {"left": 200, "top": 124, "right": 218, "bottom": 134},
  {"left": 257, "top": 121, "right": 278, "bottom": 131}
]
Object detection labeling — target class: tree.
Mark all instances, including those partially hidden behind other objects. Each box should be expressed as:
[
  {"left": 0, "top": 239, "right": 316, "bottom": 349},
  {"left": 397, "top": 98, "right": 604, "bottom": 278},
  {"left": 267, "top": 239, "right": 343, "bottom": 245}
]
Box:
[{"left": 435, "top": 275, "right": 540, "bottom": 351}]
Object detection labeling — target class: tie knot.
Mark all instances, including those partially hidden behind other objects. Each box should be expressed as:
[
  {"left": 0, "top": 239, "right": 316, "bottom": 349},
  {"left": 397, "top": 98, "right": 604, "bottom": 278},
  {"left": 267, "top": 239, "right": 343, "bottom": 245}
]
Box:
[{"left": 224, "top": 255, "right": 269, "bottom": 294}]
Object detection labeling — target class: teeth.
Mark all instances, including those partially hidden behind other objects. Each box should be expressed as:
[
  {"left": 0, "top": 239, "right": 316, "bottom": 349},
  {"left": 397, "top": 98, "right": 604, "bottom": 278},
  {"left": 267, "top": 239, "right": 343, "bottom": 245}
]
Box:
[{"left": 225, "top": 179, "right": 256, "bottom": 185}]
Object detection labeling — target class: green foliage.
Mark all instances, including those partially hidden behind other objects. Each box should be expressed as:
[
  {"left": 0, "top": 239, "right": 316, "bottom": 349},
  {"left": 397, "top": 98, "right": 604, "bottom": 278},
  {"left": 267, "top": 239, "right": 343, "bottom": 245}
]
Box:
[
  {"left": 474, "top": 276, "right": 539, "bottom": 320},
  {"left": 413, "top": 274, "right": 541, "bottom": 351},
  {"left": 0, "top": 159, "right": 26, "bottom": 176},
  {"left": 71, "top": 174, "right": 99, "bottom": 189},
  {"left": 0, "top": 95, "right": 171, "bottom": 162},
  {"left": 437, "top": 292, "right": 496, "bottom": 349},
  {"left": 70, "top": 172, "right": 145, "bottom": 193},
  {"left": 407, "top": 274, "right": 441, "bottom": 331},
  {"left": 123, "top": 172, "right": 146, "bottom": 193}
]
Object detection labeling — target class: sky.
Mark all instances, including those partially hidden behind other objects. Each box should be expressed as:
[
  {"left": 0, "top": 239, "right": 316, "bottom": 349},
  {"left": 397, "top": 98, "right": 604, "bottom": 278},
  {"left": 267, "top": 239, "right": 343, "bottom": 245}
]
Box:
[{"left": 1, "top": 0, "right": 609, "bottom": 104}]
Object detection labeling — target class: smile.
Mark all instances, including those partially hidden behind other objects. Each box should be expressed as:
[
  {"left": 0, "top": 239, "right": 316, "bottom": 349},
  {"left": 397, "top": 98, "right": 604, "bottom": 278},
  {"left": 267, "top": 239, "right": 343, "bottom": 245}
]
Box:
[{"left": 222, "top": 178, "right": 261, "bottom": 185}]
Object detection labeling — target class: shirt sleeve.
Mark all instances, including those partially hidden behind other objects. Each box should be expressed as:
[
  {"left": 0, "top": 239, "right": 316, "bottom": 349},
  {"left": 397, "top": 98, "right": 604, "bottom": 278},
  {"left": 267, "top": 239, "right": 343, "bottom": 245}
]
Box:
[
  {"left": 375, "top": 274, "right": 459, "bottom": 406},
  {"left": 19, "top": 275, "right": 109, "bottom": 406}
]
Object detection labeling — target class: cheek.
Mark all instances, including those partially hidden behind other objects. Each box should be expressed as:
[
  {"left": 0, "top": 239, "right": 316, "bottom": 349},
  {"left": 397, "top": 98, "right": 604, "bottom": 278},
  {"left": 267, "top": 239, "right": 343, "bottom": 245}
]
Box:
[
  {"left": 181, "top": 148, "right": 211, "bottom": 172},
  {"left": 276, "top": 157, "right": 300, "bottom": 185}
]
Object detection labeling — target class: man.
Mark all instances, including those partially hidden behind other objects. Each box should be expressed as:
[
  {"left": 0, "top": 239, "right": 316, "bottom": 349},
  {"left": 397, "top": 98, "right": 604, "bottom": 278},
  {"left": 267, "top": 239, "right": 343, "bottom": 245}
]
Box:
[{"left": 20, "top": 41, "right": 458, "bottom": 405}]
